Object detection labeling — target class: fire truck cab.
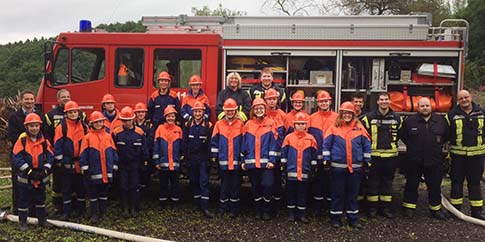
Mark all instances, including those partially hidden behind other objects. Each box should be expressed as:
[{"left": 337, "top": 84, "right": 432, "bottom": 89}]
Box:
[{"left": 38, "top": 15, "right": 468, "bottom": 118}]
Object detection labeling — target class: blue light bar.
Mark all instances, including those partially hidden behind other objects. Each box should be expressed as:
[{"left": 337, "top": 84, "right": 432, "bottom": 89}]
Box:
[{"left": 79, "top": 20, "right": 92, "bottom": 32}]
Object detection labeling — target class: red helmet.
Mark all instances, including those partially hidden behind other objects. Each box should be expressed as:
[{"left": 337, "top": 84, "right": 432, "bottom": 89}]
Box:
[
  {"left": 192, "top": 101, "right": 206, "bottom": 111},
  {"left": 339, "top": 101, "right": 356, "bottom": 114},
  {"left": 164, "top": 106, "right": 177, "bottom": 117},
  {"left": 291, "top": 92, "right": 305, "bottom": 102},
  {"left": 119, "top": 106, "right": 135, "bottom": 120},
  {"left": 189, "top": 75, "right": 203, "bottom": 85},
  {"left": 316, "top": 90, "right": 332, "bottom": 101},
  {"left": 134, "top": 102, "right": 148, "bottom": 112},
  {"left": 252, "top": 97, "right": 267, "bottom": 108},
  {"left": 223, "top": 98, "right": 238, "bottom": 111},
  {"left": 264, "top": 88, "right": 280, "bottom": 100},
  {"left": 89, "top": 111, "right": 106, "bottom": 123},
  {"left": 293, "top": 112, "right": 309, "bottom": 124},
  {"left": 24, "top": 113, "right": 43, "bottom": 125},
  {"left": 64, "top": 101, "right": 80, "bottom": 112},
  {"left": 101, "top": 94, "right": 116, "bottom": 103},
  {"left": 157, "top": 71, "right": 171, "bottom": 81}
]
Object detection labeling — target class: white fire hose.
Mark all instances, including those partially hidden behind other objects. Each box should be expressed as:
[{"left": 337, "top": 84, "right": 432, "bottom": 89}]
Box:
[
  {"left": 441, "top": 194, "right": 485, "bottom": 226},
  {"left": 0, "top": 211, "right": 172, "bottom": 242}
]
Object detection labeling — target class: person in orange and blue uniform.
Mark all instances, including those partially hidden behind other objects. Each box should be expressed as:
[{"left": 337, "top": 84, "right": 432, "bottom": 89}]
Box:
[
  {"left": 148, "top": 71, "right": 181, "bottom": 130},
  {"left": 133, "top": 102, "right": 153, "bottom": 191},
  {"left": 100, "top": 94, "right": 122, "bottom": 134},
  {"left": 112, "top": 106, "right": 149, "bottom": 218},
  {"left": 181, "top": 75, "right": 211, "bottom": 122},
  {"left": 79, "top": 111, "right": 118, "bottom": 224},
  {"left": 281, "top": 112, "right": 317, "bottom": 224},
  {"left": 53, "top": 101, "right": 88, "bottom": 220},
  {"left": 308, "top": 90, "right": 338, "bottom": 216},
  {"left": 12, "top": 113, "right": 54, "bottom": 231},
  {"left": 323, "top": 102, "right": 371, "bottom": 229},
  {"left": 284, "top": 91, "right": 307, "bottom": 134},
  {"left": 211, "top": 98, "right": 244, "bottom": 218},
  {"left": 153, "top": 106, "right": 183, "bottom": 210},
  {"left": 264, "top": 88, "right": 286, "bottom": 208},
  {"left": 183, "top": 101, "right": 214, "bottom": 218},
  {"left": 241, "top": 98, "right": 278, "bottom": 221}
]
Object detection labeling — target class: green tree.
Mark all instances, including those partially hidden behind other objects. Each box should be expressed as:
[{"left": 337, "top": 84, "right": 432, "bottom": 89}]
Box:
[
  {"left": 96, "top": 20, "right": 146, "bottom": 32},
  {"left": 456, "top": 0, "right": 485, "bottom": 88},
  {"left": 191, "top": 3, "right": 247, "bottom": 16}
]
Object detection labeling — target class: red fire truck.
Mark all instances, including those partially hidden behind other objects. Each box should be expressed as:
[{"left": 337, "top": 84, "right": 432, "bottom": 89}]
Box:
[{"left": 37, "top": 15, "right": 468, "bottom": 118}]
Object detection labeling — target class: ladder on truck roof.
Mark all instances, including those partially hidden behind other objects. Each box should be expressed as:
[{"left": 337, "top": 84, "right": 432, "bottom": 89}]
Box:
[{"left": 142, "top": 15, "right": 467, "bottom": 43}]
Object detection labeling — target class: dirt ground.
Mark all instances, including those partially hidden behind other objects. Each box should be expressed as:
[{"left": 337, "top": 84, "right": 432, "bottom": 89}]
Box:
[{"left": 1, "top": 173, "right": 485, "bottom": 242}]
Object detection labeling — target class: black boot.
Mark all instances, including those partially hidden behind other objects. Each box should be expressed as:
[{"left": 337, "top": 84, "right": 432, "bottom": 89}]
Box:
[
  {"left": 471, "top": 207, "right": 485, "bottom": 220},
  {"left": 402, "top": 207, "right": 414, "bottom": 218},
  {"left": 18, "top": 210, "right": 28, "bottom": 231},
  {"left": 430, "top": 209, "right": 448, "bottom": 220},
  {"left": 37, "top": 208, "right": 53, "bottom": 229},
  {"left": 367, "top": 207, "right": 378, "bottom": 218},
  {"left": 452, "top": 204, "right": 461, "bottom": 211},
  {"left": 131, "top": 206, "right": 139, "bottom": 218},
  {"left": 203, "top": 209, "right": 214, "bottom": 218},
  {"left": 288, "top": 209, "right": 295, "bottom": 222},
  {"left": 298, "top": 212, "right": 309, "bottom": 224},
  {"left": 381, "top": 207, "right": 394, "bottom": 219}
]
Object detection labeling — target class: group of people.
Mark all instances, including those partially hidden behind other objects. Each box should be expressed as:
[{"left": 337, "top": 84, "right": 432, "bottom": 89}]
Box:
[{"left": 7, "top": 66, "right": 485, "bottom": 231}]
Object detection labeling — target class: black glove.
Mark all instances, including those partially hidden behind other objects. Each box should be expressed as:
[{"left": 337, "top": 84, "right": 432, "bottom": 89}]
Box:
[
  {"left": 323, "top": 160, "right": 332, "bottom": 175},
  {"left": 26, "top": 169, "right": 35, "bottom": 179},
  {"left": 29, "top": 168, "right": 44, "bottom": 180},
  {"left": 363, "top": 162, "right": 372, "bottom": 175},
  {"left": 81, "top": 169, "right": 90, "bottom": 181}
]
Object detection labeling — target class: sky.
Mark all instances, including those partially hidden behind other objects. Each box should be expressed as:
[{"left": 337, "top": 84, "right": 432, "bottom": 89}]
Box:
[{"left": 0, "top": 0, "right": 270, "bottom": 44}]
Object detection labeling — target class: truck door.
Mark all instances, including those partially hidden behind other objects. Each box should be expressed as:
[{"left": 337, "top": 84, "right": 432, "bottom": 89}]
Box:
[
  {"left": 108, "top": 47, "right": 149, "bottom": 108},
  {"left": 46, "top": 46, "right": 108, "bottom": 113},
  {"left": 148, "top": 46, "right": 206, "bottom": 102}
]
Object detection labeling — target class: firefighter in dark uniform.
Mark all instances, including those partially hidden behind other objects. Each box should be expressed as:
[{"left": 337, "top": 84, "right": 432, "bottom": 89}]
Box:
[
  {"left": 147, "top": 71, "right": 182, "bottom": 130},
  {"left": 248, "top": 68, "right": 287, "bottom": 111},
  {"left": 400, "top": 97, "right": 448, "bottom": 220},
  {"left": 361, "top": 92, "right": 402, "bottom": 219},
  {"left": 12, "top": 113, "right": 54, "bottom": 231},
  {"left": 183, "top": 101, "right": 214, "bottom": 218},
  {"left": 112, "top": 106, "right": 149, "bottom": 217},
  {"left": 446, "top": 90, "right": 485, "bottom": 219},
  {"left": 7, "top": 90, "right": 44, "bottom": 215},
  {"left": 133, "top": 102, "right": 153, "bottom": 191},
  {"left": 44, "top": 89, "right": 71, "bottom": 213}
]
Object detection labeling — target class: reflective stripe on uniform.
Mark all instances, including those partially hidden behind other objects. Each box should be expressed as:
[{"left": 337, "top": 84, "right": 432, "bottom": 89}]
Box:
[
  {"left": 455, "top": 119, "right": 463, "bottom": 147},
  {"left": 288, "top": 172, "right": 308, "bottom": 179},
  {"left": 403, "top": 202, "right": 417, "bottom": 209},
  {"left": 19, "top": 163, "right": 29, "bottom": 171},
  {"left": 371, "top": 149, "right": 398, "bottom": 157},
  {"left": 367, "top": 195, "right": 379, "bottom": 202},
  {"left": 429, "top": 204, "right": 441, "bottom": 211},
  {"left": 380, "top": 195, "right": 392, "bottom": 202},
  {"left": 331, "top": 163, "right": 362, "bottom": 168},
  {"left": 470, "top": 200, "right": 483, "bottom": 207},
  {"left": 244, "top": 158, "right": 269, "bottom": 164},
  {"left": 450, "top": 197, "right": 463, "bottom": 205},
  {"left": 219, "top": 160, "right": 239, "bottom": 166},
  {"left": 161, "top": 163, "right": 179, "bottom": 168}
]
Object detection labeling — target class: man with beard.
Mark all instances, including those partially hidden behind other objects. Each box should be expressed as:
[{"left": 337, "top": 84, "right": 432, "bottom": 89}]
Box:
[
  {"left": 400, "top": 97, "right": 448, "bottom": 220},
  {"left": 445, "top": 90, "right": 485, "bottom": 219}
]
